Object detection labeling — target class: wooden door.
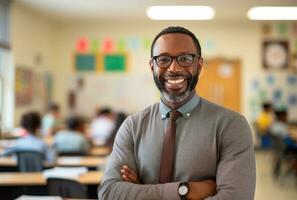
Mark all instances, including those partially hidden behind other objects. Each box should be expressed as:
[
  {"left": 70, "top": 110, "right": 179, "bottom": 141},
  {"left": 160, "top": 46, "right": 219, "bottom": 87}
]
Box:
[{"left": 196, "top": 58, "right": 241, "bottom": 113}]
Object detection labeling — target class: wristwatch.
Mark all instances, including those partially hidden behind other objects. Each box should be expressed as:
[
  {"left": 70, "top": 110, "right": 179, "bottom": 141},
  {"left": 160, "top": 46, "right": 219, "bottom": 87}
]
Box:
[{"left": 178, "top": 182, "right": 189, "bottom": 200}]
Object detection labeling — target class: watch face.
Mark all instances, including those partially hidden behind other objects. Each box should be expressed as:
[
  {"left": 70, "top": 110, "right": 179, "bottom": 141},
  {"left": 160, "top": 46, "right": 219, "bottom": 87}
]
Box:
[{"left": 178, "top": 185, "right": 188, "bottom": 196}]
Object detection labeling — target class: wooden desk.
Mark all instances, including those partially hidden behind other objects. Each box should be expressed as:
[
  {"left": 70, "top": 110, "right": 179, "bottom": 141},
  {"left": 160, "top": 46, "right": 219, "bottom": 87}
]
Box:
[
  {"left": 0, "top": 156, "right": 106, "bottom": 168},
  {"left": 57, "top": 156, "right": 106, "bottom": 167},
  {"left": 0, "top": 171, "right": 103, "bottom": 186},
  {"left": 89, "top": 146, "right": 111, "bottom": 156}
]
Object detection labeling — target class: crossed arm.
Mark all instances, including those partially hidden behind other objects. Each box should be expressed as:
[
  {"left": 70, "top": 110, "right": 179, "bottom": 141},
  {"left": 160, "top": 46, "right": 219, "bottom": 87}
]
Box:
[{"left": 120, "top": 165, "right": 216, "bottom": 200}]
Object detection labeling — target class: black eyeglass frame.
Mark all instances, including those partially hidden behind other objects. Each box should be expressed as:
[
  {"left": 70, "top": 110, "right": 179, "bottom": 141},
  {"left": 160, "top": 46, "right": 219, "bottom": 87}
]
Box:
[{"left": 151, "top": 54, "right": 201, "bottom": 69}]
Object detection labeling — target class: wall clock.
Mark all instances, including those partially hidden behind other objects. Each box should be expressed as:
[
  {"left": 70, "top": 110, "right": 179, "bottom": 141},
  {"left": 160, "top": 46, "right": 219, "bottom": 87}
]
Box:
[{"left": 263, "top": 40, "right": 289, "bottom": 70}]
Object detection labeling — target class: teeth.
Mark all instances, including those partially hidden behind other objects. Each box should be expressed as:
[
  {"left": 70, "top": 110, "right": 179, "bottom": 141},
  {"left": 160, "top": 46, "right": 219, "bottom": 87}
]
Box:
[{"left": 167, "top": 79, "right": 184, "bottom": 84}]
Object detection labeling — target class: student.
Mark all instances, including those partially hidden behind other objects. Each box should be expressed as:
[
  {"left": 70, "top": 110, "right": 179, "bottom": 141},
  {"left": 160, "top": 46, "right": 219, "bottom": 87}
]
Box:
[
  {"left": 256, "top": 102, "right": 274, "bottom": 135},
  {"left": 2, "top": 111, "right": 55, "bottom": 163},
  {"left": 41, "top": 103, "right": 61, "bottom": 137},
  {"left": 271, "top": 109, "right": 297, "bottom": 151},
  {"left": 90, "top": 107, "right": 115, "bottom": 145},
  {"left": 98, "top": 26, "right": 256, "bottom": 200},
  {"left": 54, "top": 116, "right": 90, "bottom": 155}
]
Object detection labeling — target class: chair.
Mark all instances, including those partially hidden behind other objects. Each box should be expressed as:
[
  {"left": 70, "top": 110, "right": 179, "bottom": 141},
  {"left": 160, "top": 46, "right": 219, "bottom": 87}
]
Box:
[
  {"left": 271, "top": 135, "right": 297, "bottom": 178},
  {"left": 47, "top": 177, "right": 88, "bottom": 198},
  {"left": 15, "top": 150, "right": 44, "bottom": 172},
  {"left": 58, "top": 151, "right": 86, "bottom": 156}
]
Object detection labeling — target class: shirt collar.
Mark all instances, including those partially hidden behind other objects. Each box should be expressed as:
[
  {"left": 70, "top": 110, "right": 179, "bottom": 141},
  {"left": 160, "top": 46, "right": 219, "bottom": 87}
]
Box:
[{"left": 159, "top": 94, "right": 200, "bottom": 120}]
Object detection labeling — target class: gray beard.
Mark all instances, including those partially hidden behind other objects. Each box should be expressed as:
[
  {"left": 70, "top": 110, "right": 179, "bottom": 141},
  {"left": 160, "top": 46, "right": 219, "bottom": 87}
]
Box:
[
  {"left": 162, "top": 90, "right": 191, "bottom": 103},
  {"left": 153, "top": 70, "right": 198, "bottom": 104}
]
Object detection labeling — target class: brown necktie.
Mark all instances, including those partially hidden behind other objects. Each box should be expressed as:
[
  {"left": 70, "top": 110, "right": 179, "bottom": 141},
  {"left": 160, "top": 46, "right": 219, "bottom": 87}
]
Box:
[{"left": 159, "top": 110, "right": 181, "bottom": 183}]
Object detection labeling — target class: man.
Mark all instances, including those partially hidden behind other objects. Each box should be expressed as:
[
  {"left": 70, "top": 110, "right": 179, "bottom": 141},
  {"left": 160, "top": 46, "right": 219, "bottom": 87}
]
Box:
[{"left": 98, "top": 26, "right": 256, "bottom": 200}]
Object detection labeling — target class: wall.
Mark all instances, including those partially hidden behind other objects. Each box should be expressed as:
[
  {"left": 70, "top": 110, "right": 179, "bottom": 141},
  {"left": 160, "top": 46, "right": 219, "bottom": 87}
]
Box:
[{"left": 10, "top": 2, "right": 56, "bottom": 125}]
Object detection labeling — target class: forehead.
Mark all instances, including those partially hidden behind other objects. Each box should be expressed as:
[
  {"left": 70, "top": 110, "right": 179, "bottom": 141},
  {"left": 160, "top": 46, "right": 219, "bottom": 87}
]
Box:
[{"left": 153, "top": 33, "right": 197, "bottom": 56}]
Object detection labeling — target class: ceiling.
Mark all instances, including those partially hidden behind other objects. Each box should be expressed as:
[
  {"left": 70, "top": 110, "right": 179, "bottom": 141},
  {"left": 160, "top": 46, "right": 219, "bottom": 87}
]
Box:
[{"left": 17, "top": 0, "right": 297, "bottom": 23}]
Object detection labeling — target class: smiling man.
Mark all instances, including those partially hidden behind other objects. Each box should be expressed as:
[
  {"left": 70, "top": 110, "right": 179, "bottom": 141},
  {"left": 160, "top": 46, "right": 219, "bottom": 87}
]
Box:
[{"left": 98, "top": 26, "right": 256, "bottom": 200}]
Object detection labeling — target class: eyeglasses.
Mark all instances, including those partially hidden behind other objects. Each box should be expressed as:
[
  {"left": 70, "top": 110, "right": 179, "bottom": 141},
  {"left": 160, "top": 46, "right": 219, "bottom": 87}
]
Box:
[{"left": 151, "top": 54, "right": 200, "bottom": 69}]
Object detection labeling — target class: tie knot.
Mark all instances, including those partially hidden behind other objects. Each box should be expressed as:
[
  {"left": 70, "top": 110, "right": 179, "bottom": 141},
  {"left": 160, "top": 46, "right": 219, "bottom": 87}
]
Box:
[{"left": 169, "top": 110, "right": 181, "bottom": 121}]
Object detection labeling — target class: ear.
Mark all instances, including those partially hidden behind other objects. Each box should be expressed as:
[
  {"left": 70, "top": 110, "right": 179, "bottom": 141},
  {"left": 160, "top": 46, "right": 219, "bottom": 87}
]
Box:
[
  {"left": 197, "top": 57, "right": 203, "bottom": 72},
  {"left": 149, "top": 60, "right": 154, "bottom": 72}
]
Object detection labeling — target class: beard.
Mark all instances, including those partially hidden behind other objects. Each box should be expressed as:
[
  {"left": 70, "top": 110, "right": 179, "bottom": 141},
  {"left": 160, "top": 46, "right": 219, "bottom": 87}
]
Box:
[{"left": 153, "top": 70, "right": 199, "bottom": 103}]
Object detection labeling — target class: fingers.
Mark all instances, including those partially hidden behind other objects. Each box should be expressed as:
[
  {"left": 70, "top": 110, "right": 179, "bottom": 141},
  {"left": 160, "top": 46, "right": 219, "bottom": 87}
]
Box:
[
  {"left": 123, "top": 165, "right": 138, "bottom": 178},
  {"left": 120, "top": 165, "right": 140, "bottom": 184}
]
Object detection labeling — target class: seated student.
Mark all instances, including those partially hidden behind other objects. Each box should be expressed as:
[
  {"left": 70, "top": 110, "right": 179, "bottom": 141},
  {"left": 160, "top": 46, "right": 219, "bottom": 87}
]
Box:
[
  {"left": 54, "top": 116, "right": 90, "bottom": 155},
  {"left": 2, "top": 111, "right": 56, "bottom": 163},
  {"left": 41, "top": 103, "right": 62, "bottom": 137},
  {"left": 90, "top": 107, "right": 115, "bottom": 145},
  {"left": 271, "top": 109, "right": 297, "bottom": 151},
  {"left": 256, "top": 102, "right": 274, "bottom": 135}
]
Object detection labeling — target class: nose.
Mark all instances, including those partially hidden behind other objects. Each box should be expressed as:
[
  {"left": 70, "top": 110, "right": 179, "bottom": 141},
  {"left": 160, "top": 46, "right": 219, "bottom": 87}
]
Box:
[{"left": 167, "top": 57, "right": 183, "bottom": 72}]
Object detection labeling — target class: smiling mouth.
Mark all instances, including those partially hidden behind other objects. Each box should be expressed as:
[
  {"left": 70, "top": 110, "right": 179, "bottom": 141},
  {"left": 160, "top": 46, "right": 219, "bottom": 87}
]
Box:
[
  {"left": 166, "top": 79, "right": 185, "bottom": 84},
  {"left": 164, "top": 77, "right": 187, "bottom": 91}
]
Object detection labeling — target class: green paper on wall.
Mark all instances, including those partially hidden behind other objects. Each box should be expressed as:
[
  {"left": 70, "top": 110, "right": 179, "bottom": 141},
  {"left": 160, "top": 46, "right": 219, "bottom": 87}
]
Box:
[
  {"left": 91, "top": 40, "right": 99, "bottom": 53},
  {"left": 75, "top": 54, "right": 96, "bottom": 71},
  {"left": 104, "top": 54, "right": 126, "bottom": 72}
]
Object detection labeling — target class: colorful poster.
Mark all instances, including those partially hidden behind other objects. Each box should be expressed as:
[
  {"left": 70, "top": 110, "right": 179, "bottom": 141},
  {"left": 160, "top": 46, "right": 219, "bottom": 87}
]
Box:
[
  {"left": 76, "top": 37, "right": 89, "bottom": 53},
  {"left": 102, "top": 37, "right": 114, "bottom": 53},
  {"left": 91, "top": 39, "right": 99, "bottom": 53},
  {"left": 15, "top": 68, "right": 34, "bottom": 106}
]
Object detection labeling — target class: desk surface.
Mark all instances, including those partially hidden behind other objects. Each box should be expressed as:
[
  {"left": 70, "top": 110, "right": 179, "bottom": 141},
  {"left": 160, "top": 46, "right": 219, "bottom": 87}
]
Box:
[
  {"left": 0, "top": 171, "right": 103, "bottom": 186},
  {"left": 0, "top": 156, "right": 106, "bottom": 168},
  {"left": 0, "top": 139, "right": 111, "bottom": 157},
  {"left": 89, "top": 146, "right": 111, "bottom": 156}
]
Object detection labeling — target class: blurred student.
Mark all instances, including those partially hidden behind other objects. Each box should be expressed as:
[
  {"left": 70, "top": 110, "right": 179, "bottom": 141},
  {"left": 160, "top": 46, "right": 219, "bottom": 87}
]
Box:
[
  {"left": 41, "top": 103, "right": 61, "bottom": 137},
  {"left": 90, "top": 107, "right": 115, "bottom": 145},
  {"left": 2, "top": 111, "right": 56, "bottom": 163},
  {"left": 54, "top": 116, "right": 90, "bottom": 155},
  {"left": 256, "top": 102, "right": 274, "bottom": 135},
  {"left": 271, "top": 109, "right": 297, "bottom": 151}
]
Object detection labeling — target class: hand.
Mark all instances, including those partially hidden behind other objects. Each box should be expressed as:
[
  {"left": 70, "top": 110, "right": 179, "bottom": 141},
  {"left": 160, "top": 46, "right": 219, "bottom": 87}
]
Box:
[
  {"left": 187, "top": 180, "right": 216, "bottom": 200},
  {"left": 120, "top": 165, "right": 140, "bottom": 184}
]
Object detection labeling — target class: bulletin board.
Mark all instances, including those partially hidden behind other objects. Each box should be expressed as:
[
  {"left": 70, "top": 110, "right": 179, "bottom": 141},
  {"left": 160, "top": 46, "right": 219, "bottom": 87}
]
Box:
[
  {"left": 74, "top": 53, "right": 128, "bottom": 73},
  {"left": 75, "top": 54, "right": 96, "bottom": 71},
  {"left": 249, "top": 71, "right": 297, "bottom": 122},
  {"left": 15, "top": 68, "right": 34, "bottom": 106},
  {"left": 104, "top": 54, "right": 127, "bottom": 72}
]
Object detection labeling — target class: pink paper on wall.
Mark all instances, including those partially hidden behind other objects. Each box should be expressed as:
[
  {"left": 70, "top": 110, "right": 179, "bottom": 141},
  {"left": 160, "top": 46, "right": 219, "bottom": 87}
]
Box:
[
  {"left": 76, "top": 37, "right": 89, "bottom": 53},
  {"left": 102, "top": 37, "right": 114, "bottom": 53}
]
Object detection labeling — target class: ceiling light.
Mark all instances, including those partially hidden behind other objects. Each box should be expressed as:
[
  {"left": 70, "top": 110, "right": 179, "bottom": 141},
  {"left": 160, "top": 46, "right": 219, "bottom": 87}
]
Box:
[
  {"left": 146, "top": 6, "right": 215, "bottom": 20},
  {"left": 247, "top": 7, "right": 297, "bottom": 20}
]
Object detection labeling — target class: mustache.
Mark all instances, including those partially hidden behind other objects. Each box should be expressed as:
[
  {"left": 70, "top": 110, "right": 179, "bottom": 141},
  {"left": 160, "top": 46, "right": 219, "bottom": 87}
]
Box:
[{"left": 161, "top": 72, "right": 192, "bottom": 81}]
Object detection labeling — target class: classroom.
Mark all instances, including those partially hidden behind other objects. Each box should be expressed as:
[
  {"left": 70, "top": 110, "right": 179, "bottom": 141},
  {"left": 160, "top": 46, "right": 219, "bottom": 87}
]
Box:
[{"left": 0, "top": 0, "right": 297, "bottom": 199}]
